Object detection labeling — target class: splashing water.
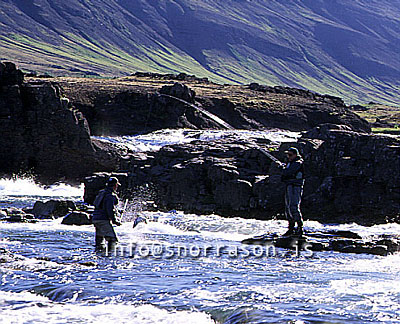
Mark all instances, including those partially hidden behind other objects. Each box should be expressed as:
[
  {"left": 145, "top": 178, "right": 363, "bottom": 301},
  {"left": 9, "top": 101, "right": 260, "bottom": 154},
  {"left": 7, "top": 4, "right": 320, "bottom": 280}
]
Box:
[
  {"left": 0, "top": 177, "right": 83, "bottom": 209},
  {"left": 0, "top": 178, "right": 83, "bottom": 198}
]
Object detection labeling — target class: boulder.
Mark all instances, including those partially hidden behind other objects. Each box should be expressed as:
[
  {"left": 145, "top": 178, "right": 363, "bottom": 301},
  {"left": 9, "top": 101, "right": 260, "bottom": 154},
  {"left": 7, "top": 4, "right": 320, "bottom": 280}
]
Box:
[
  {"left": 337, "top": 244, "right": 388, "bottom": 256},
  {"left": 31, "top": 200, "right": 76, "bottom": 219},
  {"left": 61, "top": 211, "right": 92, "bottom": 225}
]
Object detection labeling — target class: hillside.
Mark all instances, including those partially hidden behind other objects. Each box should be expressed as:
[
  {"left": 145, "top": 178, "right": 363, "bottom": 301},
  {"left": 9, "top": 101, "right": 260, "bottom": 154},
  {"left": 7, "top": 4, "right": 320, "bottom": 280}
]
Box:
[{"left": 1, "top": 0, "right": 400, "bottom": 105}]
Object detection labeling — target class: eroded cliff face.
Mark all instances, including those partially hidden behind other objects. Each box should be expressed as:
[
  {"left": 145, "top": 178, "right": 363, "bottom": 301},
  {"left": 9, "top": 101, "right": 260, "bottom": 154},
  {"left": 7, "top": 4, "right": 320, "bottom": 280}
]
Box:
[
  {"left": 57, "top": 76, "right": 371, "bottom": 136},
  {"left": 0, "top": 62, "right": 121, "bottom": 181}
]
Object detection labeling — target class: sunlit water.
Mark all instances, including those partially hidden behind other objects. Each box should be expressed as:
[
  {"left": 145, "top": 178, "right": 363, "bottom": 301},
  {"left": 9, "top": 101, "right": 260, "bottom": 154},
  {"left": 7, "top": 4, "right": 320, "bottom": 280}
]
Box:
[
  {"left": 92, "top": 128, "right": 301, "bottom": 152},
  {"left": 1, "top": 129, "right": 399, "bottom": 324}
]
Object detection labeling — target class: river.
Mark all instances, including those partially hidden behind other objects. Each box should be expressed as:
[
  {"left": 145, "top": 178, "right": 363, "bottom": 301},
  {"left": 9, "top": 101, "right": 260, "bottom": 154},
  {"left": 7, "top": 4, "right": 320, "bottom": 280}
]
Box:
[{"left": 1, "top": 129, "right": 399, "bottom": 324}]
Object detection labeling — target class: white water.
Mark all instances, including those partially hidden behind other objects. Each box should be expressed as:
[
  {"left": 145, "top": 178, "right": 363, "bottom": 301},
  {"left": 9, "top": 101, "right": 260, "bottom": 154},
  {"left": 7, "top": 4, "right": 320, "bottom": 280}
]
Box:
[
  {"left": 0, "top": 178, "right": 83, "bottom": 198},
  {"left": 1, "top": 129, "right": 399, "bottom": 324},
  {"left": 0, "top": 291, "right": 213, "bottom": 324},
  {"left": 93, "top": 128, "right": 301, "bottom": 152}
]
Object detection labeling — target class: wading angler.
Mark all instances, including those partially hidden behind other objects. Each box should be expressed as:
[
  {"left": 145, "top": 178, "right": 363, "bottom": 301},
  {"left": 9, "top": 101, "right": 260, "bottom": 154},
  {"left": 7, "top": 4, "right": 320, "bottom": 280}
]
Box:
[{"left": 92, "top": 177, "right": 122, "bottom": 251}]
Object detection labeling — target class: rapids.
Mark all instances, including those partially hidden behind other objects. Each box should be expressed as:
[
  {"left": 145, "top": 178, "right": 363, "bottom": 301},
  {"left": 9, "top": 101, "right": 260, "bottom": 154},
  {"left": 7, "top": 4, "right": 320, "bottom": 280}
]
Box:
[{"left": 1, "top": 129, "right": 399, "bottom": 323}]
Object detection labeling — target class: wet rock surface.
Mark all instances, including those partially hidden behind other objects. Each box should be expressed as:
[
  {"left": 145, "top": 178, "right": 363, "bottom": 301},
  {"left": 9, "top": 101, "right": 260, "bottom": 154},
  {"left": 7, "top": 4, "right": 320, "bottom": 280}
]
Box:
[
  {"left": 242, "top": 230, "right": 400, "bottom": 256},
  {"left": 61, "top": 211, "right": 92, "bottom": 226},
  {"left": 0, "top": 208, "right": 37, "bottom": 223}
]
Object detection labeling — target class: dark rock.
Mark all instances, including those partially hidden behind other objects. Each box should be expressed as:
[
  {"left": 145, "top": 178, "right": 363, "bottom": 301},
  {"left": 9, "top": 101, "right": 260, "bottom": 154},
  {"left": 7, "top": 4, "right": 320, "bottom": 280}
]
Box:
[
  {"left": 6, "top": 214, "right": 26, "bottom": 223},
  {"left": 242, "top": 231, "right": 399, "bottom": 256},
  {"left": 0, "top": 62, "right": 123, "bottom": 181},
  {"left": 61, "top": 211, "right": 92, "bottom": 225},
  {"left": 372, "top": 117, "right": 391, "bottom": 127},
  {"left": 85, "top": 123, "right": 399, "bottom": 225},
  {"left": 2, "top": 208, "right": 38, "bottom": 223},
  {"left": 61, "top": 80, "right": 371, "bottom": 136},
  {"left": 324, "top": 230, "right": 362, "bottom": 239},
  {"left": 79, "top": 261, "right": 97, "bottom": 267},
  {"left": 300, "top": 125, "right": 400, "bottom": 223},
  {"left": 0, "top": 62, "right": 24, "bottom": 86},
  {"left": 160, "top": 82, "right": 196, "bottom": 103},
  {"left": 350, "top": 104, "right": 368, "bottom": 111},
  {"left": 133, "top": 72, "right": 209, "bottom": 83},
  {"left": 375, "top": 237, "right": 400, "bottom": 253},
  {"left": 338, "top": 244, "right": 388, "bottom": 256},
  {"left": 32, "top": 200, "right": 76, "bottom": 219}
]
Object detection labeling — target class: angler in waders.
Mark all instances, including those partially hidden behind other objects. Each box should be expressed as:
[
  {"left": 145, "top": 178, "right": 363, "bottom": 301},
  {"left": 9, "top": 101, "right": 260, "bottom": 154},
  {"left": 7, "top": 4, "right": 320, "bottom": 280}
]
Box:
[
  {"left": 280, "top": 147, "right": 305, "bottom": 237},
  {"left": 92, "top": 177, "right": 122, "bottom": 250}
]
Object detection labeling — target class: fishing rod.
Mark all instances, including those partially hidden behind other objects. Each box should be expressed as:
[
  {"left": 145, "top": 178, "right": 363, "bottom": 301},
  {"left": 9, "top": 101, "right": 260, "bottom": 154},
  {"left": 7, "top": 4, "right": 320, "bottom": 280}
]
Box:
[
  {"left": 115, "top": 198, "right": 129, "bottom": 224},
  {"left": 122, "top": 199, "right": 129, "bottom": 217},
  {"left": 159, "top": 93, "right": 284, "bottom": 166},
  {"left": 118, "top": 198, "right": 149, "bottom": 228}
]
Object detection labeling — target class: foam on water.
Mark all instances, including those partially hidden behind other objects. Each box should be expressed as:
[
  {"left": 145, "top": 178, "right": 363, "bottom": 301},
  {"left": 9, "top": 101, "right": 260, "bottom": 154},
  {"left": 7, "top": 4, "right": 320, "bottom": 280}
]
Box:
[
  {"left": 0, "top": 177, "right": 83, "bottom": 198},
  {"left": 1, "top": 210, "right": 400, "bottom": 323},
  {"left": 0, "top": 291, "right": 214, "bottom": 324},
  {"left": 304, "top": 220, "right": 400, "bottom": 238},
  {"left": 93, "top": 128, "right": 300, "bottom": 152}
]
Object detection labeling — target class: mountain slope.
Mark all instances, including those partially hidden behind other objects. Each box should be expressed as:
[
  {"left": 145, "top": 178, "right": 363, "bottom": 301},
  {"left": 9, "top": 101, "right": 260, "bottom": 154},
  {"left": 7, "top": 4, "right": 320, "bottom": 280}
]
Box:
[{"left": 1, "top": 0, "right": 399, "bottom": 104}]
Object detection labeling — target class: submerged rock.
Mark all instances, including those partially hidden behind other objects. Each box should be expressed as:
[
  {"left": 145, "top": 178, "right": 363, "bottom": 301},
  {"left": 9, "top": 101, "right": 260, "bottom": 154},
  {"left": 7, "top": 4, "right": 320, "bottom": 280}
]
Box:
[{"left": 61, "top": 211, "right": 92, "bottom": 226}]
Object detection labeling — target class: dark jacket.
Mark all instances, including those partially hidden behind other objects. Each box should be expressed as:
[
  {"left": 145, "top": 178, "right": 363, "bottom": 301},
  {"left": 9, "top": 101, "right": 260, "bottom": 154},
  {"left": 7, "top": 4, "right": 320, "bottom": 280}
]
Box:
[
  {"left": 281, "top": 156, "right": 305, "bottom": 187},
  {"left": 92, "top": 187, "right": 119, "bottom": 222}
]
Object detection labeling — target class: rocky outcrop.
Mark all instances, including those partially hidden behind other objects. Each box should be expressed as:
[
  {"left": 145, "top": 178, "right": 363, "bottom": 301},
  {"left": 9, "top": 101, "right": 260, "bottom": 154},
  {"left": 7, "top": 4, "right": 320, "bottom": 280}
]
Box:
[
  {"left": 297, "top": 124, "right": 400, "bottom": 223},
  {"left": 0, "top": 62, "right": 122, "bottom": 181},
  {"left": 0, "top": 62, "right": 24, "bottom": 86},
  {"left": 242, "top": 230, "right": 400, "bottom": 256},
  {"left": 85, "top": 124, "right": 400, "bottom": 225},
  {"left": 58, "top": 78, "right": 371, "bottom": 136},
  {"left": 160, "top": 82, "right": 196, "bottom": 103},
  {"left": 132, "top": 72, "right": 209, "bottom": 83}
]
